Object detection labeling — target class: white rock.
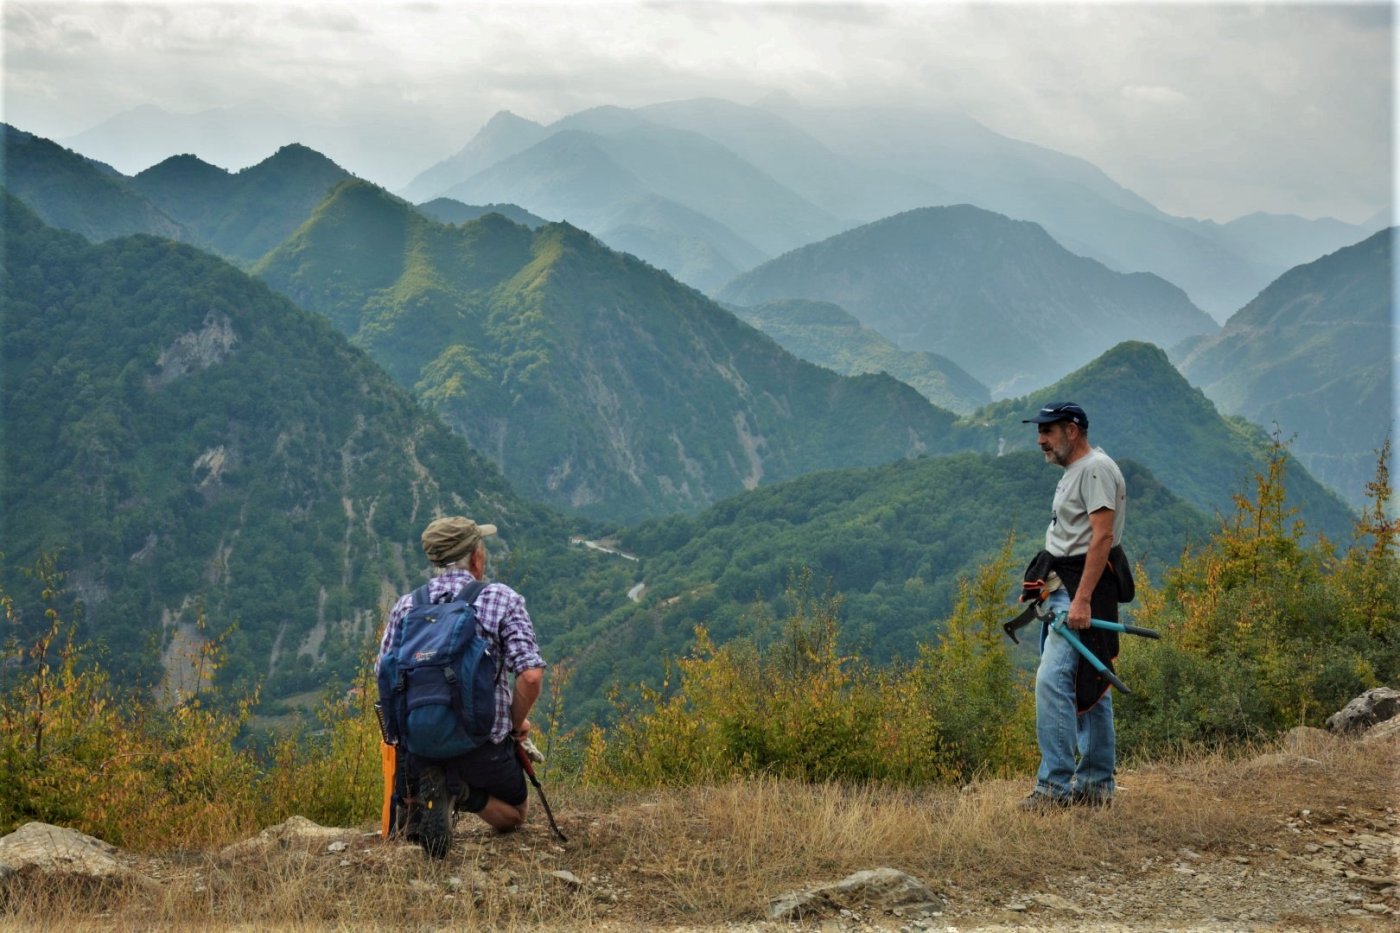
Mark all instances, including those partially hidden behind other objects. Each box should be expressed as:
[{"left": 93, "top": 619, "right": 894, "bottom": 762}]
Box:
[
  {"left": 551, "top": 869, "right": 584, "bottom": 887},
  {"left": 1326, "top": 687, "right": 1400, "bottom": 734},
  {"left": 220, "top": 815, "right": 356, "bottom": 859},
  {"left": 768, "top": 867, "right": 943, "bottom": 921},
  {"left": 0, "top": 822, "right": 126, "bottom": 879},
  {"left": 1030, "top": 892, "right": 1081, "bottom": 912}
]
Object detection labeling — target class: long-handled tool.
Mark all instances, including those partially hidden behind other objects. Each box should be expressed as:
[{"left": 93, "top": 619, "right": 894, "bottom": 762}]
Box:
[
  {"left": 1048, "top": 616, "right": 1132, "bottom": 694},
  {"left": 1004, "top": 596, "right": 1160, "bottom": 695},
  {"left": 1085, "top": 618, "right": 1160, "bottom": 639},
  {"left": 516, "top": 740, "right": 568, "bottom": 842}
]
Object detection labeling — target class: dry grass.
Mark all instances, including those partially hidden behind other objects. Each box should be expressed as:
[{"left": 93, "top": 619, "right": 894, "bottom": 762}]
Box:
[{"left": 2, "top": 730, "right": 1395, "bottom": 931}]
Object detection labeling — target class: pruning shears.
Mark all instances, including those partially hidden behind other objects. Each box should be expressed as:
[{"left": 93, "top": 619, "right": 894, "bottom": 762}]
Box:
[{"left": 1003, "top": 573, "right": 1159, "bottom": 695}]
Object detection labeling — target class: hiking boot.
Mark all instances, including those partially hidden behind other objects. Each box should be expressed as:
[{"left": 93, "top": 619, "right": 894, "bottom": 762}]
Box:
[
  {"left": 1018, "top": 791, "right": 1072, "bottom": 812},
  {"left": 418, "top": 765, "right": 457, "bottom": 859},
  {"left": 1072, "top": 789, "right": 1114, "bottom": 809},
  {"left": 401, "top": 799, "right": 423, "bottom": 842}
]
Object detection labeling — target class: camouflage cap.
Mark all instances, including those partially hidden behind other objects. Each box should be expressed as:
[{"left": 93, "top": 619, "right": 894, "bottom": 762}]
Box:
[{"left": 421, "top": 516, "right": 497, "bottom": 566}]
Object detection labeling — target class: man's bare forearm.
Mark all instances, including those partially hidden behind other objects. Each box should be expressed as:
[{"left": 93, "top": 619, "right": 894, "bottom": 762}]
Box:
[{"left": 510, "top": 667, "right": 544, "bottom": 733}]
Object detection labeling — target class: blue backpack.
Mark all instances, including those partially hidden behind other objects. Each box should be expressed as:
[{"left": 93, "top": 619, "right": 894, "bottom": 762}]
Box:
[{"left": 377, "top": 580, "right": 499, "bottom": 760}]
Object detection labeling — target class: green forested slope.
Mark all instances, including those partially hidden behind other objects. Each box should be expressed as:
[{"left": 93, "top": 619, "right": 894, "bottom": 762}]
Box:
[
  {"left": 415, "top": 198, "right": 548, "bottom": 229},
  {"left": 256, "top": 180, "right": 963, "bottom": 523},
  {"left": 728, "top": 298, "right": 991, "bottom": 413},
  {"left": 0, "top": 194, "right": 627, "bottom": 701},
  {"left": 1174, "top": 228, "right": 1395, "bottom": 507},
  {"left": 0, "top": 124, "right": 186, "bottom": 242},
  {"left": 131, "top": 144, "right": 355, "bottom": 263},
  {"left": 964, "top": 342, "right": 1357, "bottom": 542},
  {"left": 552, "top": 449, "right": 1212, "bottom": 726}
]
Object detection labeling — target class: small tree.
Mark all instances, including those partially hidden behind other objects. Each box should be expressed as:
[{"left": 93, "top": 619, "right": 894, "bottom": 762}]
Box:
[
  {"left": 1118, "top": 439, "right": 1400, "bottom": 754},
  {"left": 899, "top": 536, "right": 1035, "bottom": 781}
]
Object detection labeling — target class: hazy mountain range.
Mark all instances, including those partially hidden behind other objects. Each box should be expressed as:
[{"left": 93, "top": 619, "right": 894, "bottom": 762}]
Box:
[
  {"left": 398, "top": 98, "right": 1383, "bottom": 318},
  {"left": 1, "top": 115, "right": 1383, "bottom": 718},
  {"left": 1174, "top": 228, "right": 1397, "bottom": 508},
  {"left": 725, "top": 298, "right": 991, "bottom": 415},
  {"left": 5, "top": 121, "right": 1388, "bottom": 507},
  {"left": 721, "top": 205, "right": 1219, "bottom": 398}
]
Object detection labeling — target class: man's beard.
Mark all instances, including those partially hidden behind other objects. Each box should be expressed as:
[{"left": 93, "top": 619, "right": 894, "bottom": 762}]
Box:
[{"left": 1041, "top": 437, "right": 1073, "bottom": 466}]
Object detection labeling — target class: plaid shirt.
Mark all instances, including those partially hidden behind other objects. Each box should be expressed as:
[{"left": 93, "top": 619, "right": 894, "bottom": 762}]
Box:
[{"left": 377, "top": 569, "right": 546, "bottom": 744}]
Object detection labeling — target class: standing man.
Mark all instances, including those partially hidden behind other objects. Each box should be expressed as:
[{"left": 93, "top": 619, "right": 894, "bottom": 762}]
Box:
[
  {"left": 378, "top": 516, "right": 546, "bottom": 855},
  {"left": 1020, "top": 402, "right": 1127, "bottom": 810}
]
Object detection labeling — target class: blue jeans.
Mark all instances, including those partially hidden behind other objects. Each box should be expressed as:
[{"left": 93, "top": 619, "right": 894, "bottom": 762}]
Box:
[{"left": 1033, "top": 589, "right": 1115, "bottom": 800}]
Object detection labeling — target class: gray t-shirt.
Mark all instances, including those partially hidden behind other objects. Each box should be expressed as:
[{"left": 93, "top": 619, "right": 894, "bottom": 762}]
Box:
[{"left": 1045, "top": 447, "right": 1126, "bottom": 557}]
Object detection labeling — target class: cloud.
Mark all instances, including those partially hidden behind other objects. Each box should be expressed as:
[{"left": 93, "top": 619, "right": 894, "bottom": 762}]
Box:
[
  {"left": 1121, "top": 85, "right": 1188, "bottom": 105},
  {"left": 0, "top": 1, "right": 1390, "bottom": 222}
]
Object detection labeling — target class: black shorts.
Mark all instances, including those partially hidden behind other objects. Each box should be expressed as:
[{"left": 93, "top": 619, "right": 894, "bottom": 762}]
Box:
[{"left": 446, "top": 738, "right": 527, "bottom": 807}]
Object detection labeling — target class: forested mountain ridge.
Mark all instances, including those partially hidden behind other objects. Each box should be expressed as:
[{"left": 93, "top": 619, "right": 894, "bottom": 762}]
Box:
[
  {"left": 556, "top": 450, "right": 1213, "bottom": 725},
  {"left": 1173, "top": 228, "right": 1396, "bottom": 508},
  {"left": 0, "top": 123, "right": 186, "bottom": 242},
  {"left": 727, "top": 298, "right": 991, "bottom": 414},
  {"left": 415, "top": 198, "right": 548, "bottom": 229},
  {"left": 550, "top": 340, "right": 1359, "bottom": 722},
  {"left": 719, "top": 205, "right": 1218, "bottom": 397},
  {"left": 131, "top": 144, "right": 355, "bottom": 263},
  {"left": 255, "top": 180, "right": 963, "bottom": 523},
  {"left": 1, "top": 125, "right": 357, "bottom": 269},
  {"left": 966, "top": 341, "right": 1357, "bottom": 543},
  {"left": 0, "top": 193, "right": 627, "bottom": 702}
]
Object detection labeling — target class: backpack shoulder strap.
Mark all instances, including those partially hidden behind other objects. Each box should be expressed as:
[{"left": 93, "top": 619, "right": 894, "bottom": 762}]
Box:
[
  {"left": 387, "top": 585, "right": 432, "bottom": 655},
  {"left": 455, "top": 579, "right": 488, "bottom": 607},
  {"left": 457, "top": 580, "right": 507, "bottom": 685}
]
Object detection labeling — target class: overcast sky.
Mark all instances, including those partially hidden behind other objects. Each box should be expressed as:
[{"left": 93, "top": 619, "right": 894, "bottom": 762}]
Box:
[{"left": 2, "top": 1, "right": 1393, "bottom": 223}]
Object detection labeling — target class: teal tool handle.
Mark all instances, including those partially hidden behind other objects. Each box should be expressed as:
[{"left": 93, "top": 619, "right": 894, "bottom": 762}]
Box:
[
  {"left": 1088, "top": 618, "right": 1160, "bottom": 639},
  {"left": 1050, "top": 617, "right": 1131, "bottom": 694}
]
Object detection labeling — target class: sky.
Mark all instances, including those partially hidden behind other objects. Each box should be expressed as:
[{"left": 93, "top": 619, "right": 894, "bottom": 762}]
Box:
[{"left": 1, "top": 0, "right": 1394, "bottom": 224}]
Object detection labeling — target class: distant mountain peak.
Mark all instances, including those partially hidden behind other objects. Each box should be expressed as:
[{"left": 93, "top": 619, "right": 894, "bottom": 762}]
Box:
[
  {"left": 257, "top": 142, "right": 345, "bottom": 169},
  {"left": 720, "top": 203, "right": 1215, "bottom": 397},
  {"left": 483, "top": 109, "right": 544, "bottom": 132},
  {"left": 138, "top": 152, "right": 227, "bottom": 176}
]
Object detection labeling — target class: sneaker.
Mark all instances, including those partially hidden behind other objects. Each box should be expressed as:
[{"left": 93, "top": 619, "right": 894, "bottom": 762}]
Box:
[
  {"left": 1018, "top": 791, "right": 1071, "bottom": 812},
  {"left": 418, "top": 765, "right": 457, "bottom": 859},
  {"left": 1072, "top": 789, "right": 1114, "bottom": 809}
]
